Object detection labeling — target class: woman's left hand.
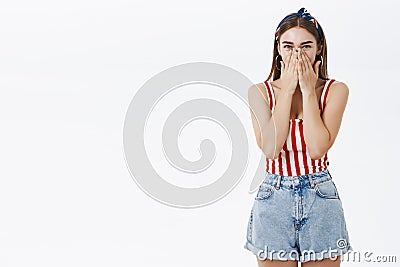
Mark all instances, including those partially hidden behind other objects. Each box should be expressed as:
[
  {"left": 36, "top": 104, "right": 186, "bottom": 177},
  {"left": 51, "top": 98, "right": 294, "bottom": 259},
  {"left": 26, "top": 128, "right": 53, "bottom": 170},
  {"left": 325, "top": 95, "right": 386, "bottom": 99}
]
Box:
[{"left": 297, "top": 49, "right": 322, "bottom": 95}]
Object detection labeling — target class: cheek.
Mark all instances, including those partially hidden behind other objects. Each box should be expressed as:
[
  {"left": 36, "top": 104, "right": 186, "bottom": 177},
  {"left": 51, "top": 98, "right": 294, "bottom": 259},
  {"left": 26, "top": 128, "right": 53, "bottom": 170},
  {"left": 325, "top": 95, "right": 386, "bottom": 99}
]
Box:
[
  {"left": 283, "top": 52, "right": 293, "bottom": 62},
  {"left": 304, "top": 53, "right": 314, "bottom": 65},
  {"left": 302, "top": 52, "right": 315, "bottom": 63}
]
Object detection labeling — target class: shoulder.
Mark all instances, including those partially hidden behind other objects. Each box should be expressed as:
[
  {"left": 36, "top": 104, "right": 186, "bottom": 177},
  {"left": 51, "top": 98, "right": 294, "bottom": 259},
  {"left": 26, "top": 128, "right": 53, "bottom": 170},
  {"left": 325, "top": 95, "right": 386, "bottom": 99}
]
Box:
[
  {"left": 326, "top": 79, "right": 349, "bottom": 105},
  {"left": 329, "top": 80, "right": 349, "bottom": 94},
  {"left": 248, "top": 82, "right": 269, "bottom": 99},
  {"left": 327, "top": 80, "right": 349, "bottom": 99},
  {"left": 248, "top": 82, "right": 272, "bottom": 108}
]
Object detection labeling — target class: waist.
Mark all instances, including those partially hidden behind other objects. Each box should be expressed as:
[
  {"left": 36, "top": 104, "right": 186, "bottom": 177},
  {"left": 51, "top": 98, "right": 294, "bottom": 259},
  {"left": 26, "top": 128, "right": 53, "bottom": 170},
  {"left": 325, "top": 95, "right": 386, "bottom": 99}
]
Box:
[
  {"left": 266, "top": 152, "right": 329, "bottom": 176},
  {"left": 263, "top": 169, "right": 332, "bottom": 189}
]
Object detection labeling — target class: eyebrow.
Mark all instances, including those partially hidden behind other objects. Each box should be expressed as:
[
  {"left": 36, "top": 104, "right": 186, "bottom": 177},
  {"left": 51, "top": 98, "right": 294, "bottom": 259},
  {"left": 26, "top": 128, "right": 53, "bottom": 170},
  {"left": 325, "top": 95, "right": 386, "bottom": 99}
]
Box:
[{"left": 282, "top": 41, "right": 314, "bottom": 45}]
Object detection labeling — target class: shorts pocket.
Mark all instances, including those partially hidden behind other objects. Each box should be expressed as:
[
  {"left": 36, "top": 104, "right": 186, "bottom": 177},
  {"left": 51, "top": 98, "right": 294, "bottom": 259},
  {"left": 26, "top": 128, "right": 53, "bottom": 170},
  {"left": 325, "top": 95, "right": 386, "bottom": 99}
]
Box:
[
  {"left": 255, "top": 183, "right": 275, "bottom": 201},
  {"left": 315, "top": 180, "right": 340, "bottom": 199}
]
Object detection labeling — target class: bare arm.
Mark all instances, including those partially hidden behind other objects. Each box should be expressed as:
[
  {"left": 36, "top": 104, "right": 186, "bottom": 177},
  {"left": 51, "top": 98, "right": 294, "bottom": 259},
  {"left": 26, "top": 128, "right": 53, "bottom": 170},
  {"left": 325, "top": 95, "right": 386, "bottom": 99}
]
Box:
[
  {"left": 270, "top": 90, "right": 293, "bottom": 158},
  {"left": 248, "top": 83, "right": 293, "bottom": 159},
  {"left": 249, "top": 49, "right": 299, "bottom": 159},
  {"left": 302, "top": 81, "right": 349, "bottom": 159},
  {"left": 248, "top": 84, "right": 274, "bottom": 157}
]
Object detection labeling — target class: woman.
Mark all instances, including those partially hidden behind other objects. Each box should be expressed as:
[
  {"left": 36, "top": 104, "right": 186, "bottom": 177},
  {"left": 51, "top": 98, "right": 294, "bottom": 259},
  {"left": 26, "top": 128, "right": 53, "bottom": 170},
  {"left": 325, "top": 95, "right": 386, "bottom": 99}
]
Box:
[{"left": 244, "top": 8, "right": 353, "bottom": 266}]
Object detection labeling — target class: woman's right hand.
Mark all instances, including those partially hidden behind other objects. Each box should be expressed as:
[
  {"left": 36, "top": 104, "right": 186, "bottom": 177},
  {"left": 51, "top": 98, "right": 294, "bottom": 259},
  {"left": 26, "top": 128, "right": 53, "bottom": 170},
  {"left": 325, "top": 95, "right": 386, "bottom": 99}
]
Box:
[{"left": 279, "top": 49, "right": 299, "bottom": 95}]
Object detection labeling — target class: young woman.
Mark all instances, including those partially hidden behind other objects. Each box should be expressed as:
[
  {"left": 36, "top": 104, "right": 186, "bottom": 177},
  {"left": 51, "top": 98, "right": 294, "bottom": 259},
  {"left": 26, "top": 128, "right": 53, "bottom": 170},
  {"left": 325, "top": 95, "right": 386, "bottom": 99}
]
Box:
[{"left": 244, "top": 8, "right": 353, "bottom": 267}]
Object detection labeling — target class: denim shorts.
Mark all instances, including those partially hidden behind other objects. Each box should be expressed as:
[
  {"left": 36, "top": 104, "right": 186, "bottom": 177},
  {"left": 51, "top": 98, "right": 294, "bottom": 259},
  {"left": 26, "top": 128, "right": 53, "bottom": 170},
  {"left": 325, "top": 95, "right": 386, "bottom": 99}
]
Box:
[{"left": 244, "top": 169, "right": 353, "bottom": 262}]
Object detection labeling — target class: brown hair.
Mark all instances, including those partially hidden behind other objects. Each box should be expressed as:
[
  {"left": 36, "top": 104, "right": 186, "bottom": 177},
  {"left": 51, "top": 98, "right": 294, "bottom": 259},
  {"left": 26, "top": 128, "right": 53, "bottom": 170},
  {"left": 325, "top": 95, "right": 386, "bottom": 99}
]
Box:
[{"left": 266, "top": 14, "right": 329, "bottom": 82}]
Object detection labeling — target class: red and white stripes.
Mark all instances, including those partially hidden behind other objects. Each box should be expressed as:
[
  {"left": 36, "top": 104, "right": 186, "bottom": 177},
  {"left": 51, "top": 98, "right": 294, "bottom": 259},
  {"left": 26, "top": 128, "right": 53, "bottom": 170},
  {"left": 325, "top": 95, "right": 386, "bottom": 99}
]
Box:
[{"left": 263, "top": 79, "right": 335, "bottom": 176}]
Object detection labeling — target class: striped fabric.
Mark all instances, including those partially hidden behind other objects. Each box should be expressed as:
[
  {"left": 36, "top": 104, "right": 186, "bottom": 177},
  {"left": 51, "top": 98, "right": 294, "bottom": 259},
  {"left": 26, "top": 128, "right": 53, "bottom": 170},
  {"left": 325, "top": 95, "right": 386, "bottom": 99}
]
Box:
[{"left": 263, "top": 79, "right": 335, "bottom": 176}]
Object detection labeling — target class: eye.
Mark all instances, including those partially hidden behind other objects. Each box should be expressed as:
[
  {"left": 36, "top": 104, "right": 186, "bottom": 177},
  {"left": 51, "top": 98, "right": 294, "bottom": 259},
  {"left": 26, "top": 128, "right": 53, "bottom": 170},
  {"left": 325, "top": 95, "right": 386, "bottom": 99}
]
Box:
[
  {"left": 302, "top": 45, "right": 311, "bottom": 49},
  {"left": 283, "top": 45, "right": 292, "bottom": 49}
]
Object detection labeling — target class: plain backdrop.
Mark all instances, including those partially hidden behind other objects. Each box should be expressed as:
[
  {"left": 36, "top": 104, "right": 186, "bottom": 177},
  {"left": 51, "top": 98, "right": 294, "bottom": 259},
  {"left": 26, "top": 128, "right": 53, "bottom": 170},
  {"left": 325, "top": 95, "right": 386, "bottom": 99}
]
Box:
[{"left": 0, "top": 0, "right": 399, "bottom": 266}]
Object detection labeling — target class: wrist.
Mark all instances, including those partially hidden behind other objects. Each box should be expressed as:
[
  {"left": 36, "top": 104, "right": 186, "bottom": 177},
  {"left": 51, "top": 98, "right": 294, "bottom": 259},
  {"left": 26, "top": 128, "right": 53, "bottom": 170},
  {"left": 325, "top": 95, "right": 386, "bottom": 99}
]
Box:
[
  {"left": 302, "top": 90, "right": 317, "bottom": 98},
  {"left": 281, "top": 90, "right": 295, "bottom": 97}
]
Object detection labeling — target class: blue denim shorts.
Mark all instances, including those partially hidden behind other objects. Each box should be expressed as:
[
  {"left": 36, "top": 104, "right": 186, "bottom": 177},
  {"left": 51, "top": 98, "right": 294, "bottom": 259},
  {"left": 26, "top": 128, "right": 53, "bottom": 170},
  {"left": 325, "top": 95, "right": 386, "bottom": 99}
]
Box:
[{"left": 244, "top": 169, "right": 353, "bottom": 262}]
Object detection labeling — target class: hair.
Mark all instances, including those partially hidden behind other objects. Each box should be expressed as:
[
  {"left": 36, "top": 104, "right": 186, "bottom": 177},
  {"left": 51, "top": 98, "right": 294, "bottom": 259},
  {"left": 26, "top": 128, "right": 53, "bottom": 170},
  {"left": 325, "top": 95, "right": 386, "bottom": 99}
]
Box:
[{"left": 266, "top": 14, "right": 329, "bottom": 82}]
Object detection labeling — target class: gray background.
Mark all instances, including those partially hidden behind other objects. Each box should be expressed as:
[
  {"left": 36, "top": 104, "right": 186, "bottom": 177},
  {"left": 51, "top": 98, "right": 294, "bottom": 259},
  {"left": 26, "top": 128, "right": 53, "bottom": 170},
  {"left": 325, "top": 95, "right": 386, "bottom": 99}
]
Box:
[{"left": 0, "top": 0, "right": 398, "bottom": 266}]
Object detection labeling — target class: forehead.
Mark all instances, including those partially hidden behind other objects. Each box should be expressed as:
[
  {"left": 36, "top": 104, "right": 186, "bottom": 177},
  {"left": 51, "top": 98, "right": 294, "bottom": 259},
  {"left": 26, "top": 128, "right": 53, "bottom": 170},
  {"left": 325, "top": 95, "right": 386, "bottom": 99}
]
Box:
[{"left": 280, "top": 27, "right": 316, "bottom": 44}]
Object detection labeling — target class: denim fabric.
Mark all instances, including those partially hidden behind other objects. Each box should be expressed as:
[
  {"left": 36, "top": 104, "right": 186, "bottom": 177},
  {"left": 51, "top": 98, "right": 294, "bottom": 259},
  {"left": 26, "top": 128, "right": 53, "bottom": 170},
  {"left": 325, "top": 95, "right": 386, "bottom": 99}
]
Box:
[{"left": 244, "top": 169, "right": 353, "bottom": 262}]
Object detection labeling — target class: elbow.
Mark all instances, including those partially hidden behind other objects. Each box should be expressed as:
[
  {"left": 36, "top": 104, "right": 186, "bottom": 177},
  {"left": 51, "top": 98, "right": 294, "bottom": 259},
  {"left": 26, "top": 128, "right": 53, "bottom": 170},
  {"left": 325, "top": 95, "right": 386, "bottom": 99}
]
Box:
[
  {"left": 267, "top": 154, "right": 280, "bottom": 160},
  {"left": 256, "top": 134, "right": 279, "bottom": 160},
  {"left": 265, "top": 149, "right": 280, "bottom": 160},
  {"left": 308, "top": 142, "right": 332, "bottom": 160},
  {"left": 257, "top": 140, "right": 277, "bottom": 160},
  {"left": 258, "top": 143, "right": 274, "bottom": 159},
  {"left": 265, "top": 152, "right": 275, "bottom": 160},
  {"left": 308, "top": 150, "right": 325, "bottom": 160}
]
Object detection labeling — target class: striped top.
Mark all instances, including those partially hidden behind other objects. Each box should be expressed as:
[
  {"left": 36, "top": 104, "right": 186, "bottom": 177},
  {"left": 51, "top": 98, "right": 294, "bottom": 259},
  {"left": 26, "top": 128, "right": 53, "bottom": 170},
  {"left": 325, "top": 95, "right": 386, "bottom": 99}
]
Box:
[{"left": 263, "top": 79, "right": 335, "bottom": 176}]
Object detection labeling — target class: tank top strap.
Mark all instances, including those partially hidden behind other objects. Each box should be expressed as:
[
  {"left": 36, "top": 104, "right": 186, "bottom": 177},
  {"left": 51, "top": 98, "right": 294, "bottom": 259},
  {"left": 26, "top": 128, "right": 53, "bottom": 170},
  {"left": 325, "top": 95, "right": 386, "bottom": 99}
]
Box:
[
  {"left": 319, "top": 79, "right": 335, "bottom": 112},
  {"left": 263, "top": 80, "right": 276, "bottom": 112}
]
